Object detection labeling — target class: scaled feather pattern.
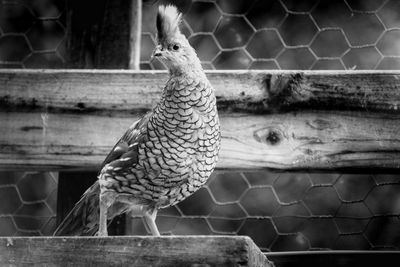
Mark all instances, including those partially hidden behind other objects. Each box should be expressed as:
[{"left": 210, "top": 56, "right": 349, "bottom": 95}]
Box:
[{"left": 54, "top": 4, "right": 220, "bottom": 236}]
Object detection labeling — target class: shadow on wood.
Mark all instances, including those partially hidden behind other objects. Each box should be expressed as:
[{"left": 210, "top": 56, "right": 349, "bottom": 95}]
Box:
[{"left": 0, "top": 236, "right": 272, "bottom": 267}]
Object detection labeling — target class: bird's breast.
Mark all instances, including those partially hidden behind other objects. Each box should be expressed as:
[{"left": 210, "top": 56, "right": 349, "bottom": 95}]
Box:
[
  {"left": 134, "top": 100, "right": 219, "bottom": 207},
  {"left": 119, "top": 79, "right": 220, "bottom": 207}
]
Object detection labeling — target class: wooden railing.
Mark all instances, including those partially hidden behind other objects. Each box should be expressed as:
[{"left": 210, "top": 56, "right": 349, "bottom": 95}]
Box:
[
  {"left": 0, "top": 236, "right": 272, "bottom": 266},
  {"left": 1, "top": 69, "right": 400, "bottom": 265},
  {"left": 1, "top": 69, "right": 400, "bottom": 171}
]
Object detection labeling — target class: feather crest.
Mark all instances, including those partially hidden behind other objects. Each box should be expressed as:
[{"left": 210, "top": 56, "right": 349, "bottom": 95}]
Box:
[{"left": 157, "top": 5, "right": 182, "bottom": 43}]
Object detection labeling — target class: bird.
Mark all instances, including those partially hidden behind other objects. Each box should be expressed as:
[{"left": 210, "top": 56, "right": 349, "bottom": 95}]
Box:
[{"left": 54, "top": 4, "right": 220, "bottom": 236}]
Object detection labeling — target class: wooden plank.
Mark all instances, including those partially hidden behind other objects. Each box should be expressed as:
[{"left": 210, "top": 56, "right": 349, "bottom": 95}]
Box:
[
  {"left": 1, "top": 70, "right": 400, "bottom": 114},
  {"left": 0, "top": 111, "right": 399, "bottom": 170},
  {"left": 1, "top": 70, "right": 400, "bottom": 170},
  {"left": 0, "top": 236, "right": 272, "bottom": 267},
  {"left": 221, "top": 111, "right": 400, "bottom": 170}
]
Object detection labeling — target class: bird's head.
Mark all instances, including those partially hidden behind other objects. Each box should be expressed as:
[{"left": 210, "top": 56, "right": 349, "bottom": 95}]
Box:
[{"left": 152, "top": 5, "right": 203, "bottom": 75}]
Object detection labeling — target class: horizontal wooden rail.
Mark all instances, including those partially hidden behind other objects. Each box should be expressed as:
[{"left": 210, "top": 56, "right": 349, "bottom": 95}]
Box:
[
  {"left": 1, "top": 111, "right": 400, "bottom": 170},
  {"left": 0, "top": 236, "right": 271, "bottom": 267},
  {"left": 1, "top": 70, "right": 400, "bottom": 170},
  {"left": 1, "top": 69, "right": 400, "bottom": 113}
]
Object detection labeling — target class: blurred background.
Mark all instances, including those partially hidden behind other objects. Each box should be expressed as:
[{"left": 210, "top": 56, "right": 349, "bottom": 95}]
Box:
[{"left": 1, "top": 0, "right": 400, "bottom": 252}]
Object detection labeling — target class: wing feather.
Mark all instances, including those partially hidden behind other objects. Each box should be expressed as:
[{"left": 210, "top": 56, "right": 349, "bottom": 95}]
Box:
[
  {"left": 100, "top": 112, "right": 152, "bottom": 169},
  {"left": 54, "top": 112, "right": 152, "bottom": 236}
]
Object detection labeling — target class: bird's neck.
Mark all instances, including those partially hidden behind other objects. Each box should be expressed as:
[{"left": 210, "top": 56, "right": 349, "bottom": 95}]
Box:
[{"left": 168, "top": 59, "right": 206, "bottom": 80}]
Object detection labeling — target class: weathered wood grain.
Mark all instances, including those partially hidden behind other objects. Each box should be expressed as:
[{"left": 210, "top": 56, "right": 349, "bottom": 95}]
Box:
[
  {"left": 221, "top": 112, "right": 400, "bottom": 169},
  {"left": 0, "top": 111, "right": 399, "bottom": 170},
  {"left": 0, "top": 236, "right": 271, "bottom": 267},
  {"left": 1, "top": 70, "right": 400, "bottom": 113},
  {"left": 264, "top": 71, "right": 400, "bottom": 112},
  {"left": 1, "top": 70, "right": 400, "bottom": 170}
]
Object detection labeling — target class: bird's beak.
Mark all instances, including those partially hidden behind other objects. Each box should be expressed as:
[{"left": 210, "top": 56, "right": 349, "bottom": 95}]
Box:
[{"left": 151, "top": 45, "right": 163, "bottom": 61}]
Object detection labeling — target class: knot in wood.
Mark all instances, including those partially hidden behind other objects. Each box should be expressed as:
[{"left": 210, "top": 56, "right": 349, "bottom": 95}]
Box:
[
  {"left": 265, "top": 130, "right": 281, "bottom": 145},
  {"left": 254, "top": 127, "right": 283, "bottom": 146}
]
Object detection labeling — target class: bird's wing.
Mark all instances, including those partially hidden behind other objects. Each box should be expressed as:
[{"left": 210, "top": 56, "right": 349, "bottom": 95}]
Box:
[
  {"left": 100, "top": 112, "right": 152, "bottom": 169},
  {"left": 53, "top": 112, "right": 152, "bottom": 236}
]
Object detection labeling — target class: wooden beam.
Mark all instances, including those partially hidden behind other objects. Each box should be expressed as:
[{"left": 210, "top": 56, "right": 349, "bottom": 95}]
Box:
[
  {"left": 1, "top": 70, "right": 400, "bottom": 170},
  {"left": 220, "top": 111, "right": 400, "bottom": 170},
  {"left": 0, "top": 236, "right": 271, "bottom": 267},
  {"left": 1, "top": 70, "right": 400, "bottom": 114},
  {"left": 0, "top": 111, "right": 399, "bottom": 170}
]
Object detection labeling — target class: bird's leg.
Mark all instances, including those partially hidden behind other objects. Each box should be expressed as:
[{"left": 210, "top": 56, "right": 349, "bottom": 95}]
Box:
[
  {"left": 144, "top": 208, "right": 160, "bottom": 236},
  {"left": 98, "top": 191, "right": 113, "bottom": 236}
]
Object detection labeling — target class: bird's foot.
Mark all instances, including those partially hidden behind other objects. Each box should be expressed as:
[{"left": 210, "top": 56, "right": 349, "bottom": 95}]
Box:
[{"left": 96, "top": 230, "right": 108, "bottom": 237}]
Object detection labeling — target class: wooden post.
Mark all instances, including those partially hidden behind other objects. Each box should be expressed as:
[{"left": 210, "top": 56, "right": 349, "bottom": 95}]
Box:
[
  {"left": 129, "top": 0, "right": 142, "bottom": 70},
  {"left": 66, "top": 0, "right": 135, "bottom": 69}
]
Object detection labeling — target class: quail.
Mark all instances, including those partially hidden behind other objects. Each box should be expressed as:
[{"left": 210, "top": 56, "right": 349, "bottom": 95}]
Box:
[{"left": 54, "top": 5, "right": 220, "bottom": 236}]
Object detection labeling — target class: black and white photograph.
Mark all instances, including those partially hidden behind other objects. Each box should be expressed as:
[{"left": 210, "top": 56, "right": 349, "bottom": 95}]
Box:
[{"left": 1, "top": 0, "right": 400, "bottom": 266}]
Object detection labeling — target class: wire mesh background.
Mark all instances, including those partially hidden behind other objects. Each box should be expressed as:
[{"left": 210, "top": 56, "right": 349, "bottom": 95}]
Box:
[
  {"left": 0, "top": 172, "right": 58, "bottom": 236},
  {"left": 1, "top": 0, "right": 400, "bottom": 69},
  {"left": 140, "top": 0, "right": 400, "bottom": 70},
  {"left": 0, "top": 0, "right": 66, "bottom": 68},
  {"left": 1, "top": 0, "right": 400, "bottom": 252}
]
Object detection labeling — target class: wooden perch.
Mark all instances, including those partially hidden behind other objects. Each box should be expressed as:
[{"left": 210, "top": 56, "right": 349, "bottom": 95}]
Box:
[
  {"left": 1, "top": 70, "right": 400, "bottom": 170},
  {"left": 0, "top": 236, "right": 271, "bottom": 267}
]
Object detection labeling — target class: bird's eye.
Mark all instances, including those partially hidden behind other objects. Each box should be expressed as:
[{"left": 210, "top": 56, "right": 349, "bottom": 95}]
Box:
[{"left": 172, "top": 44, "right": 180, "bottom": 51}]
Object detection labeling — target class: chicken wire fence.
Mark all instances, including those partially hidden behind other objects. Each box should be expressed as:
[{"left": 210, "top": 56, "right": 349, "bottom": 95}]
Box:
[
  {"left": 141, "top": 0, "right": 400, "bottom": 70},
  {"left": 1, "top": 0, "right": 400, "bottom": 69},
  {"left": 0, "top": 172, "right": 58, "bottom": 236},
  {"left": 0, "top": 0, "right": 66, "bottom": 68},
  {"left": 1, "top": 0, "right": 400, "bottom": 252},
  {"left": 144, "top": 172, "right": 400, "bottom": 251}
]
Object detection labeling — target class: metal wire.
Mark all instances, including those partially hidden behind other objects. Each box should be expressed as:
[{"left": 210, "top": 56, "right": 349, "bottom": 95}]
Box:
[
  {"left": 0, "top": 172, "right": 58, "bottom": 236},
  {"left": 0, "top": 0, "right": 66, "bottom": 68},
  {"left": 130, "top": 172, "right": 400, "bottom": 252},
  {"left": 140, "top": 0, "right": 400, "bottom": 70}
]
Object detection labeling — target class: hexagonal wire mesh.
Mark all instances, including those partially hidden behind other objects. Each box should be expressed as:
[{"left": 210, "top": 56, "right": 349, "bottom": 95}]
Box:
[
  {"left": 0, "top": 0, "right": 66, "bottom": 68},
  {"left": 139, "top": 0, "right": 400, "bottom": 70},
  {"left": 0, "top": 172, "right": 58, "bottom": 236},
  {"left": 137, "top": 172, "right": 400, "bottom": 251},
  {"left": 1, "top": 0, "right": 400, "bottom": 252}
]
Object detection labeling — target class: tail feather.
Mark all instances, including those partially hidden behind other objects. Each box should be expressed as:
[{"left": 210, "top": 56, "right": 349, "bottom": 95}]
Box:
[{"left": 53, "top": 182, "right": 100, "bottom": 236}]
